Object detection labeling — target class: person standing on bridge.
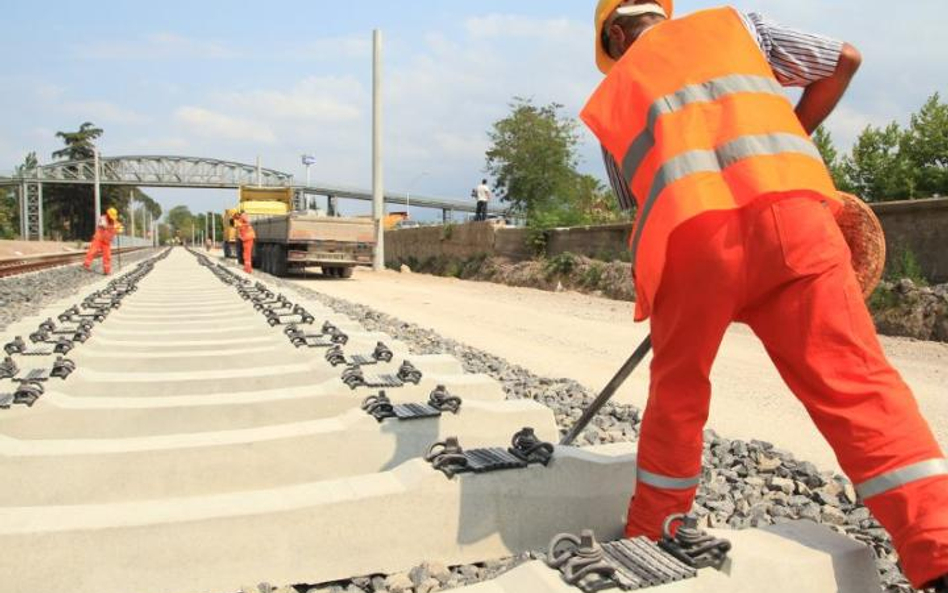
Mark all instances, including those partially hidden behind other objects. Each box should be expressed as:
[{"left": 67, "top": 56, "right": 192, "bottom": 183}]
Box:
[
  {"left": 474, "top": 179, "right": 492, "bottom": 221},
  {"left": 233, "top": 211, "right": 255, "bottom": 274},
  {"left": 582, "top": 1, "right": 948, "bottom": 589},
  {"left": 82, "top": 207, "right": 123, "bottom": 275}
]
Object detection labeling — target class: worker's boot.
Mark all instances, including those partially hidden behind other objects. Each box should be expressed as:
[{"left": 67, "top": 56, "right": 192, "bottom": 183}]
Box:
[{"left": 930, "top": 575, "right": 948, "bottom": 592}]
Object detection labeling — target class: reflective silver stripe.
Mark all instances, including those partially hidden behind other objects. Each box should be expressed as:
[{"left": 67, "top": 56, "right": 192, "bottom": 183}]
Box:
[
  {"left": 855, "top": 459, "right": 948, "bottom": 500},
  {"left": 629, "top": 132, "right": 822, "bottom": 261},
  {"left": 621, "top": 74, "right": 787, "bottom": 185},
  {"left": 637, "top": 467, "right": 701, "bottom": 490}
]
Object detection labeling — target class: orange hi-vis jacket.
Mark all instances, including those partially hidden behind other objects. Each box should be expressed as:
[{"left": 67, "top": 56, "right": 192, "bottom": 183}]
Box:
[
  {"left": 236, "top": 215, "right": 256, "bottom": 242},
  {"left": 93, "top": 215, "right": 118, "bottom": 244},
  {"left": 581, "top": 6, "right": 841, "bottom": 321}
]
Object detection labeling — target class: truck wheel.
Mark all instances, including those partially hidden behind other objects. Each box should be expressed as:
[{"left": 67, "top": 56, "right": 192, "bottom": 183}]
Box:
[
  {"left": 273, "top": 245, "right": 288, "bottom": 277},
  {"left": 340, "top": 267, "right": 353, "bottom": 279}
]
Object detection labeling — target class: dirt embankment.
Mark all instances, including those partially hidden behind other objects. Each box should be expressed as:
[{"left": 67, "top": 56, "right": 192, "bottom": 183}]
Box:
[
  {"left": 0, "top": 240, "right": 85, "bottom": 258},
  {"left": 392, "top": 253, "right": 636, "bottom": 302},
  {"left": 392, "top": 254, "right": 948, "bottom": 343}
]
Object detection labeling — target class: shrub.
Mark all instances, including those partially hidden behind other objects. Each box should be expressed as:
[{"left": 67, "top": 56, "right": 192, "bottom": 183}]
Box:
[
  {"left": 583, "top": 263, "right": 604, "bottom": 287},
  {"left": 544, "top": 252, "right": 577, "bottom": 278}
]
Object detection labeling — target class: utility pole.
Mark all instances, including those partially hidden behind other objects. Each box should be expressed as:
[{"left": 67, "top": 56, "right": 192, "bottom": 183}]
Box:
[
  {"left": 93, "top": 149, "right": 101, "bottom": 222},
  {"left": 211, "top": 211, "right": 216, "bottom": 248},
  {"left": 129, "top": 191, "right": 135, "bottom": 238},
  {"left": 372, "top": 29, "right": 384, "bottom": 271}
]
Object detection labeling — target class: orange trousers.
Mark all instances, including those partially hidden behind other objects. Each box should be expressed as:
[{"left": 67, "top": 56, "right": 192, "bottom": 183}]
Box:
[
  {"left": 242, "top": 239, "right": 254, "bottom": 274},
  {"left": 626, "top": 194, "right": 948, "bottom": 588},
  {"left": 82, "top": 239, "right": 112, "bottom": 274}
]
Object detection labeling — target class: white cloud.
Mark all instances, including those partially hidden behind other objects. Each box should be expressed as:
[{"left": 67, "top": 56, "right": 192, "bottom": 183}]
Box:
[
  {"left": 173, "top": 107, "right": 276, "bottom": 144},
  {"left": 218, "top": 76, "right": 363, "bottom": 122}
]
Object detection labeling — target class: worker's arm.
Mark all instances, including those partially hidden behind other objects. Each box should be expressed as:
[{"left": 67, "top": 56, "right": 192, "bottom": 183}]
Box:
[{"left": 794, "top": 42, "right": 862, "bottom": 134}]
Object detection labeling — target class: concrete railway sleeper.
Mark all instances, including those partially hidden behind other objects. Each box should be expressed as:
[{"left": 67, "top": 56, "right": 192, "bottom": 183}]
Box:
[
  {"left": 0, "top": 247, "right": 884, "bottom": 593},
  {"left": 0, "top": 251, "right": 168, "bottom": 408}
]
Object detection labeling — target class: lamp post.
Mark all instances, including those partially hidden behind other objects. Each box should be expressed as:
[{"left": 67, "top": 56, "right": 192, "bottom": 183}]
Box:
[
  {"left": 302, "top": 154, "right": 316, "bottom": 211},
  {"left": 405, "top": 171, "right": 429, "bottom": 221}
]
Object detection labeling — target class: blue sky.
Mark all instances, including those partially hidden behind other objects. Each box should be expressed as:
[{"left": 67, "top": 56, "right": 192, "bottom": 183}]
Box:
[{"left": 2, "top": 0, "right": 945, "bottom": 220}]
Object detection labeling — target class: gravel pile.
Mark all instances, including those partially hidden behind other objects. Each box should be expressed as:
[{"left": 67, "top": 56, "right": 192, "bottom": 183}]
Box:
[
  {"left": 0, "top": 250, "right": 157, "bottom": 332},
  {"left": 228, "top": 263, "right": 913, "bottom": 593},
  {"left": 872, "top": 279, "right": 948, "bottom": 343}
]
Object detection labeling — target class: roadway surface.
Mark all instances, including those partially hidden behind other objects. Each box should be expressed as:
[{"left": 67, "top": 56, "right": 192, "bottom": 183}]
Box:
[{"left": 292, "top": 268, "right": 948, "bottom": 474}]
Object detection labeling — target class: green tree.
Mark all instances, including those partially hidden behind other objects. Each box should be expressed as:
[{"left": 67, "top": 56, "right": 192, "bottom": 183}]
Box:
[
  {"left": 841, "top": 122, "right": 915, "bottom": 202},
  {"left": 485, "top": 98, "right": 581, "bottom": 217},
  {"left": 902, "top": 93, "right": 948, "bottom": 197},
  {"left": 52, "top": 122, "right": 103, "bottom": 161},
  {"left": 166, "top": 205, "right": 196, "bottom": 242},
  {"left": 812, "top": 126, "right": 851, "bottom": 191},
  {"left": 0, "top": 187, "right": 17, "bottom": 239},
  {"left": 15, "top": 151, "right": 38, "bottom": 175},
  {"left": 485, "top": 97, "right": 626, "bottom": 234}
]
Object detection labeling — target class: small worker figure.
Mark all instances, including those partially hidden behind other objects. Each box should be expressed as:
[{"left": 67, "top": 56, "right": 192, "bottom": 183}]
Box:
[
  {"left": 232, "top": 211, "right": 255, "bottom": 274},
  {"left": 83, "top": 207, "right": 123, "bottom": 275}
]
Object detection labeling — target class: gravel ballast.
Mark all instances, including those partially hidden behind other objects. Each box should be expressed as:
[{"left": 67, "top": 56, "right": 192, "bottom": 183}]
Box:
[
  {"left": 228, "top": 263, "right": 912, "bottom": 593},
  {"left": 0, "top": 250, "right": 157, "bottom": 332}
]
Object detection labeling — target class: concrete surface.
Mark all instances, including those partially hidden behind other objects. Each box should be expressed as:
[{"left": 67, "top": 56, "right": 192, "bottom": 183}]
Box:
[
  {"left": 0, "top": 249, "right": 881, "bottom": 593},
  {"left": 0, "top": 444, "right": 637, "bottom": 593},
  {"left": 0, "top": 399, "right": 558, "bottom": 504},
  {"left": 450, "top": 521, "right": 880, "bottom": 592},
  {"left": 3, "top": 249, "right": 630, "bottom": 593},
  {"left": 293, "top": 268, "right": 948, "bottom": 474}
]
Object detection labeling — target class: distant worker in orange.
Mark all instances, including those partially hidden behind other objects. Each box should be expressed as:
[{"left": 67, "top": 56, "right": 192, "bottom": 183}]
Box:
[
  {"left": 233, "top": 211, "right": 255, "bottom": 274},
  {"left": 83, "top": 207, "right": 123, "bottom": 275}
]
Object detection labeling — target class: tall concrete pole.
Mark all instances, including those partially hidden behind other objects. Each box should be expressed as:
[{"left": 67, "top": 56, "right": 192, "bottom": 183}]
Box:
[
  {"left": 18, "top": 183, "right": 26, "bottom": 239},
  {"left": 93, "top": 149, "right": 102, "bottom": 220},
  {"left": 129, "top": 191, "right": 135, "bottom": 239},
  {"left": 372, "top": 29, "right": 385, "bottom": 271},
  {"left": 37, "top": 184, "right": 44, "bottom": 241},
  {"left": 141, "top": 200, "right": 146, "bottom": 240},
  {"left": 211, "top": 211, "right": 216, "bottom": 247}
]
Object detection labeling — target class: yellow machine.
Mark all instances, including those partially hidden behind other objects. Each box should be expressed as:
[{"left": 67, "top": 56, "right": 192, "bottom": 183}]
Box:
[{"left": 222, "top": 187, "right": 293, "bottom": 258}]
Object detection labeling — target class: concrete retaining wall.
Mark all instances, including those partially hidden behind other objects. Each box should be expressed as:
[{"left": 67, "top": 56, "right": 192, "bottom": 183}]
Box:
[
  {"left": 872, "top": 198, "right": 948, "bottom": 283},
  {"left": 385, "top": 198, "right": 948, "bottom": 281}
]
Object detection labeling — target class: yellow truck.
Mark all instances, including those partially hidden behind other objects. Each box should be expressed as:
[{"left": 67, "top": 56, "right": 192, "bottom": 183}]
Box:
[
  {"left": 228, "top": 186, "right": 376, "bottom": 278},
  {"left": 222, "top": 187, "right": 292, "bottom": 258}
]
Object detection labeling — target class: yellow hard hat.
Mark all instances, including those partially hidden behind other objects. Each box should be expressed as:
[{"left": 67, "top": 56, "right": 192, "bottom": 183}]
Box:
[
  {"left": 595, "top": 0, "right": 674, "bottom": 74},
  {"left": 106, "top": 207, "right": 118, "bottom": 220}
]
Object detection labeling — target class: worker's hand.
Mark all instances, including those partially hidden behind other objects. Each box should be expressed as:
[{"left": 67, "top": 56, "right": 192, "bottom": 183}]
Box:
[{"left": 116, "top": 224, "right": 125, "bottom": 233}]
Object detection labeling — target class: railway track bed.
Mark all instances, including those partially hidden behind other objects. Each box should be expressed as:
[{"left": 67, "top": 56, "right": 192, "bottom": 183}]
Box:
[{"left": 0, "top": 248, "right": 880, "bottom": 593}]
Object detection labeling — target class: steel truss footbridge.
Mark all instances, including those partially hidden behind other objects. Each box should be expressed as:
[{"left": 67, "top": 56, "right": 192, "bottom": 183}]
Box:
[{"left": 0, "top": 155, "right": 477, "bottom": 240}]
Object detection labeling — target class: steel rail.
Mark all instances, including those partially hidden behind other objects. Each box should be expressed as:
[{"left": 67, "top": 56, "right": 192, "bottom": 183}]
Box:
[{"left": 0, "top": 247, "right": 150, "bottom": 278}]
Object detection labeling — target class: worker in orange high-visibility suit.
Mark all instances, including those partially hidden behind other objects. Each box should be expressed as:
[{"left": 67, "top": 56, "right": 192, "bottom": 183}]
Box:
[
  {"left": 582, "top": 1, "right": 948, "bottom": 589},
  {"left": 83, "top": 207, "right": 123, "bottom": 275},
  {"left": 233, "top": 212, "right": 255, "bottom": 274}
]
